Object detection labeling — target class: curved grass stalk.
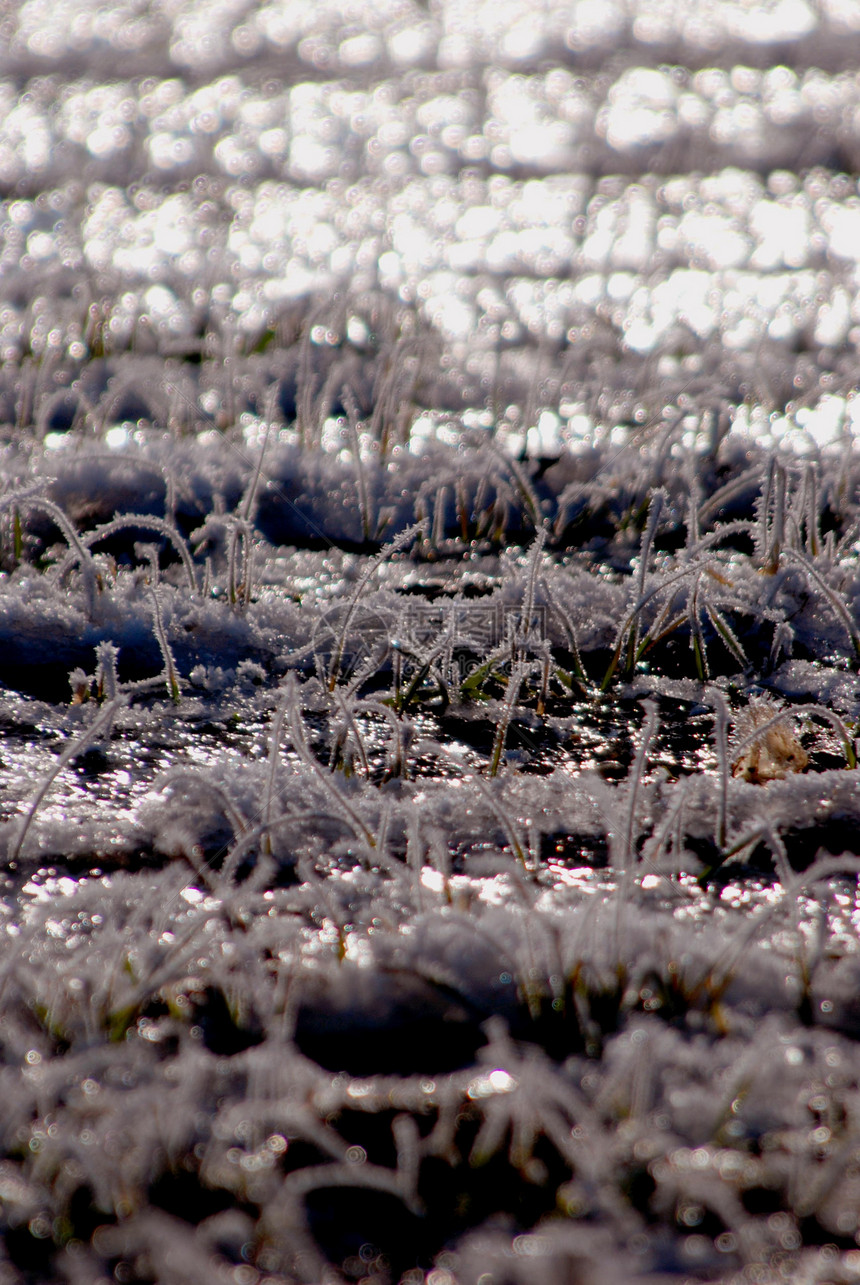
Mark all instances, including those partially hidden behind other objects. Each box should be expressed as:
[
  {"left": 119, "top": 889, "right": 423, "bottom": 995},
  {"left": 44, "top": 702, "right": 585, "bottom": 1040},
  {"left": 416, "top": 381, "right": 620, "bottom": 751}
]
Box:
[
  {"left": 610, "top": 701, "right": 659, "bottom": 961},
  {"left": 155, "top": 770, "right": 249, "bottom": 842},
  {"left": 285, "top": 680, "right": 376, "bottom": 850},
  {"left": 329, "top": 690, "right": 371, "bottom": 776},
  {"left": 240, "top": 400, "right": 274, "bottom": 523},
  {"left": 327, "top": 521, "right": 425, "bottom": 691},
  {"left": 7, "top": 698, "right": 123, "bottom": 864},
  {"left": 642, "top": 776, "right": 692, "bottom": 869},
  {"left": 489, "top": 660, "right": 531, "bottom": 778},
  {"left": 218, "top": 808, "right": 353, "bottom": 886},
  {"left": 357, "top": 698, "right": 408, "bottom": 778},
  {"left": 783, "top": 547, "right": 860, "bottom": 662},
  {"left": 105, "top": 911, "right": 213, "bottom": 1041},
  {"left": 618, "top": 700, "right": 659, "bottom": 873},
  {"left": 17, "top": 495, "right": 100, "bottom": 616},
  {"left": 149, "top": 588, "right": 180, "bottom": 703},
  {"left": 459, "top": 638, "right": 513, "bottom": 702},
  {"left": 684, "top": 519, "right": 757, "bottom": 559},
  {"left": 427, "top": 741, "right": 526, "bottom": 868},
  {"left": 798, "top": 703, "right": 857, "bottom": 769},
  {"left": 62, "top": 514, "right": 198, "bottom": 593},
  {"left": 629, "top": 488, "right": 667, "bottom": 668},
  {"left": 543, "top": 580, "right": 585, "bottom": 684},
  {"left": 727, "top": 706, "right": 803, "bottom": 765},
  {"left": 693, "top": 853, "right": 860, "bottom": 1002},
  {"left": 704, "top": 604, "right": 748, "bottom": 669},
  {"left": 636, "top": 490, "right": 666, "bottom": 602},
  {"left": 342, "top": 633, "right": 392, "bottom": 697},
  {"left": 601, "top": 561, "right": 705, "bottom": 690},
  {"left": 395, "top": 636, "right": 451, "bottom": 713},
  {"left": 697, "top": 463, "right": 762, "bottom": 527},
  {"left": 490, "top": 444, "right": 542, "bottom": 531},
  {"left": 0, "top": 482, "right": 43, "bottom": 514}
]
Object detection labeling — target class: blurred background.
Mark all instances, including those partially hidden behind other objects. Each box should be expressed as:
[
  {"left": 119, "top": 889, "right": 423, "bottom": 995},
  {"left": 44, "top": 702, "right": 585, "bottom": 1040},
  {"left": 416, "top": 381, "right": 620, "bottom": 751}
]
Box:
[{"left": 3, "top": 0, "right": 860, "bottom": 452}]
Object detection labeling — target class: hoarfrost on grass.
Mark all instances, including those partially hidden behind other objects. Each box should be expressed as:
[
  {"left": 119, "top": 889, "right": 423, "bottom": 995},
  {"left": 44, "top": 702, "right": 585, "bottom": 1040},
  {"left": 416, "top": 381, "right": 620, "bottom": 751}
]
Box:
[{"left": 4, "top": 0, "right": 860, "bottom": 1281}]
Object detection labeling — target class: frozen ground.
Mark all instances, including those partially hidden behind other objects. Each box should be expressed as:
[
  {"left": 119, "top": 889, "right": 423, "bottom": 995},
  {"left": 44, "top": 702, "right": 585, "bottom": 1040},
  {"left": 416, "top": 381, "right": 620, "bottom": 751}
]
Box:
[{"left": 4, "top": 1, "right": 860, "bottom": 1282}]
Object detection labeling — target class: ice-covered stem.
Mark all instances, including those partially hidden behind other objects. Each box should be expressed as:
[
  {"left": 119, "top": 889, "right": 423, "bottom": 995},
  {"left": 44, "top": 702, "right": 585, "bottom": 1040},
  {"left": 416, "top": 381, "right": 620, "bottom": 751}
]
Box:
[
  {"left": 361, "top": 699, "right": 410, "bottom": 778},
  {"left": 163, "top": 467, "right": 177, "bottom": 526},
  {"left": 15, "top": 494, "right": 100, "bottom": 617},
  {"left": 240, "top": 402, "right": 274, "bottom": 524},
  {"left": 642, "top": 776, "right": 691, "bottom": 869},
  {"left": 627, "top": 489, "right": 666, "bottom": 674},
  {"left": 491, "top": 443, "right": 542, "bottom": 531},
  {"left": 636, "top": 490, "right": 666, "bottom": 601},
  {"left": 342, "top": 385, "right": 372, "bottom": 543},
  {"left": 329, "top": 688, "right": 371, "bottom": 776},
  {"left": 458, "top": 637, "right": 515, "bottom": 703},
  {"left": 227, "top": 516, "right": 254, "bottom": 609},
  {"left": 704, "top": 603, "right": 748, "bottom": 670},
  {"left": 95, "top": 641, "right": 120, "bottom": 702},
  {"left": 801, "top": 460, "right": 822, "bottom": 558},
  {"left": 395, "top": 635, "right": 450, "bottom": 713},
  {"left": 766, "top": 460, "right": 786, "bottom": 573},
  {"left": 685, "top": 485, "right": 700, "bottom": 553},
  {"left": 698, "top": 461, "right": 760, "bottom": 527},
  {"left": 455, "top": 478, "right": 470, "bottom": 543},
  {"left": 703, "top": 403, "right": 730, "bottom": 457},
  {"left": 519, "top": 524, "right": 548, "bottom": 651},
  {"left": 536, "top": 641, "right": 551, "bottom": 715},
  {"left": 612, "top": 700, "right": 658, "bottom": 969},
  {"left": 0, "top": 484, "right": 51, "bottom": 523},
  {"left": 148, "top": 588, "right": 180, "bottom": 703},
  {"left": 619, "top": 700, "right": 659, "bottom": 871},
  {"left": 327, "top": 521, "right": 425, "bottom": 691},
  {"left": 688, "top": 575, "right": 707, "bottom": 680},
  {"left": 283, "top": 676, "right": 376, "bottom": 850},
  {"left": 543, "top": 580, "right": 586, "bottom": 685},
  {"left": 798, "top": 703, "right": 857, "bottom": 770},
  {"left": 756, "top": 457, "right": 786, "bottom": 573},
  {"left": 63, "top": 514, "right": 198, "bottom": 593},
  {"left": 489, "top": 660, "right": 530, "bottom": 778},
  {"left": 263, "top": 696, "right": 290, "bottom": 857},
  {"left": 7, "top": 697, "right": 123, "bottom": 864},
  {"left": 693, "top": 521, "right": 761, "bottom": 561},
  {"left": 137, "top": 542, "right": 160, "bottom": 587},
  {"left": 217, "top": 807, "right": 311, "bottom": 887},
  {"left": 707, "top": 687, "right": 731, "bottom": 849},
  {"left": 432, "top": 484, "right": 448, "bottom": 548},
  {"left": 601, "top": 560, "right": 702, "bottom": 691},
  {"left": 106, "top": 911, "right": 214, "bottom": 1041}
]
